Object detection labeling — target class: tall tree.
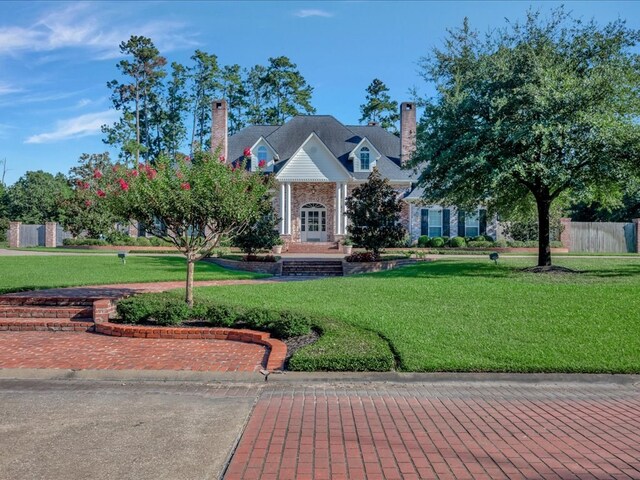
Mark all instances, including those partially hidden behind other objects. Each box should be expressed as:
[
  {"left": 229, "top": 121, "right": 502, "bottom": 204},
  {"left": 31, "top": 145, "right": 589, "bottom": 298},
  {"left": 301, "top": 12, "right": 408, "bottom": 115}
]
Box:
[
  {"left": 220, "top": 64, "right": 249, "bottom": 134},
  {"left": 359, "top": 78, "right": 399, "bottom": 133},
  {"left": 261, "top": 56, "right": 316, "bottom": 124},
  {"left": 161, "top": 62, "right": 189, "bottom": 158},
  {"left": 103, "top": 36, "right": 167, "bottom": 163},
  {"left": 189, "top": 50, "right": 221, "bottom": 152},
  {"left": 411, "top": 10, "right": 640, "bottom": 268},
  {"left": 244, "top": 64, "right": 270, "bottom": 125},
  {"left": 6, "top": 171, "right": 70, "bottom": 224}
]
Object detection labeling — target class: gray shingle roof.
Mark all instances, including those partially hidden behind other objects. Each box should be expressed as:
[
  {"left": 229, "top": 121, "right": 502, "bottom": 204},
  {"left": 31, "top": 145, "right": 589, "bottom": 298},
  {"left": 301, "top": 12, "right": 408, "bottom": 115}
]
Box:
[{"left": 227, "top": 116, "right": 414, "bottom": 182}]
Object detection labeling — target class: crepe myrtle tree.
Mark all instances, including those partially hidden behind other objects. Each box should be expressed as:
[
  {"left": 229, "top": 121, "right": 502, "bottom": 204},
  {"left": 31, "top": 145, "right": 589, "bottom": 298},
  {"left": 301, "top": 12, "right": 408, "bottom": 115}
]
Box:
[
  {"left": 92, "top": 150, "right": 273, "bottom": 306},
  {"left": 345, "top": 167, "right": 406, "bottom": 259},
  {"left": 411, "top": 9, "right": 640, "bottom": 267}
]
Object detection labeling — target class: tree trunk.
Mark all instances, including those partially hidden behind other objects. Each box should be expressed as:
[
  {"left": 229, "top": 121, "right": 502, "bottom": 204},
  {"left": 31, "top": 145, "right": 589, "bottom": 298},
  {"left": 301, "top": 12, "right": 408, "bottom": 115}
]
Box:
[
  {"left": 536, "top": 196, "right": 552, "bottom": 267},
  {"left": 185, "top": 257, "right": 195, "bottom": 307}
]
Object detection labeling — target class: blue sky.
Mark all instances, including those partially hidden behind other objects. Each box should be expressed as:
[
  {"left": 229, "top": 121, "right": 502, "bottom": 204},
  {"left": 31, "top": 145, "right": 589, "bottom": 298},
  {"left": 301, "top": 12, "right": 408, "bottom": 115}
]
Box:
[{"left": 1, "top": 1, "right": 638, "bottom": 185}]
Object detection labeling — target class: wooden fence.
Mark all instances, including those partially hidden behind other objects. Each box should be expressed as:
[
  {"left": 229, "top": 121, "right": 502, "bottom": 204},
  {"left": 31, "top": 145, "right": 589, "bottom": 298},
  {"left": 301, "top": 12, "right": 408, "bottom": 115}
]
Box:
[{"left": 570, "top": 221, "right": 637, "bottom": 253}]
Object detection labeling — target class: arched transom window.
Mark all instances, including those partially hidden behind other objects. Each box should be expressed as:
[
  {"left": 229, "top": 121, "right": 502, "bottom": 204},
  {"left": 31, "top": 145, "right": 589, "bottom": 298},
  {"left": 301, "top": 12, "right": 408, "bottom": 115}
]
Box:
[{"left": 360, "top": 147, "right": 370, "bottom": 170}]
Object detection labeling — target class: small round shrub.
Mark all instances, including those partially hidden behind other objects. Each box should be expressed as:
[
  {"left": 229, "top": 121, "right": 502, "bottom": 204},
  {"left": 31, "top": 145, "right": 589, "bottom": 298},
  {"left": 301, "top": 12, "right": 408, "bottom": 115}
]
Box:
[
  {"left": 467, "top": 240, "right": 493, "bottom": 248},
  {"left": 448, "top": 236, "right": 466, "bottom": 248},
  {"left": 494, "top": 239, "right": 508, "bottom": 248},
  {"left": 428, "top": 237, "right": 445, "bottom": 248},
  {"left": 149, "top": 237, "right": 161, "bottom": 246},
  {"left": 417, "top": 235, "right": 430, "bottom": 248}
]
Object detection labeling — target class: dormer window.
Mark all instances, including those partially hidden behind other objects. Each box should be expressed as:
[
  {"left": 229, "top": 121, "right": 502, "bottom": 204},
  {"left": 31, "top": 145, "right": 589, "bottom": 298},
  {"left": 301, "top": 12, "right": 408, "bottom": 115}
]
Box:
[
  {"left": 360, "top": 147, "right": 370, "bottom": 170},
  {"left": 257, "top": 146, "right": 268, "bottom": 165}
]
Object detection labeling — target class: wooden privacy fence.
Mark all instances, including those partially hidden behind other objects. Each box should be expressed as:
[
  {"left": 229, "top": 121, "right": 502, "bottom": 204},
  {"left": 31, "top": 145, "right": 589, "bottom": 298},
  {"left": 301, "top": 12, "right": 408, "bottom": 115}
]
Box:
[{"left": 564, "top": 220, "right": 639, "bottom": 253}]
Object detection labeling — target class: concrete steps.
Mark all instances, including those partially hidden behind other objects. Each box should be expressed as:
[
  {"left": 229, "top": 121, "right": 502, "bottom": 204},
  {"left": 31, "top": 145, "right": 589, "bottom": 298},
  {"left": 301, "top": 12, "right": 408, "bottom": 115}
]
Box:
[{"left": 281, "top": 260, "right": 344, "bottom": 277}]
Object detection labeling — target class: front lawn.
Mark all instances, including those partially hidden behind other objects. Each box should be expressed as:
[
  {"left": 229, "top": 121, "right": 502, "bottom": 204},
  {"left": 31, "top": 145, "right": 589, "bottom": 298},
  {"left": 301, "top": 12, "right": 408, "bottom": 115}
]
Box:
[
  {"left": 195, "top": 258, "right": 640, "bottom": 373},
  {"left": 0, "top": 255, "right": 267, "bottom": 294}
]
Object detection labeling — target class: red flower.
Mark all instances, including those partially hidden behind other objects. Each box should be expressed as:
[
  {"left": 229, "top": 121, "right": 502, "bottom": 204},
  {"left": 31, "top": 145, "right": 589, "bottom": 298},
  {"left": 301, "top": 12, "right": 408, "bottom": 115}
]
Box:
[
  {"left": 96, "top": 189, "right": 106, "bottom": 197},
  {"left": 180, "top": 182, "right": 191, "bottom": 190},
  {"left": 84, "top": 200, "right": 92, "bottom": 207},
  {"left": 128, "top": 169, "right": 139, "bottom": 177},
  {"left": 184, "top": 155, "right": 191, "bottom": 162},
  {"left": 219, "top": 155, "right": 225, "bottom": 163},
  {"left": 258, "top": 159, "right": 267, "bottom": 168},
  {"left": 76, "top": 180, "right": 90, "bottom": 190},
  {"left": 145, "top": 167, "right": 157, "bottom": 180},
  {"left": 118, "top": 178, "right": 129, "bottom": 191},
  {"left": 112, "top": 165, "right": 120, "bottom": 173},
  {"left": 243, "top": 147, "right": 251, "bottom": 157},
  {"left": 93, "top": 169, "right": 103, "bottom": 179}
]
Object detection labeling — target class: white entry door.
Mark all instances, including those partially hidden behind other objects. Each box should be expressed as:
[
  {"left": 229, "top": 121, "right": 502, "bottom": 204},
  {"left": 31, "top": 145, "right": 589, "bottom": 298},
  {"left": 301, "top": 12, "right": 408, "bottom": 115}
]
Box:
[{"left": 301, "top": 203, "right": 327, "bottom": 242}]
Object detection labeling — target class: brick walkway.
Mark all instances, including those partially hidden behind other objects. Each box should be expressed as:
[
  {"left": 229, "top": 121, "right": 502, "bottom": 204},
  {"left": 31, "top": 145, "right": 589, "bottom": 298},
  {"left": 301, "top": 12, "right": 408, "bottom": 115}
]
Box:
[
  {"left": 225, "top": 383, "right": 640, "bottom": 480},
  {"left": 0, "top": 331, "right": 266, "bottom": 371}
]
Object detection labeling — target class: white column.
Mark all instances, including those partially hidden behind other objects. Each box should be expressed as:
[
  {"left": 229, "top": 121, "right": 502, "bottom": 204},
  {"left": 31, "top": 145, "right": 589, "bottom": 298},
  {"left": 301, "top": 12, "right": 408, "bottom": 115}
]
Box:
[
  {"left": 286, "top": 183, "right": 292, "bottom": 235},
  {"left": 341, "top": 183, "right": 348, "bottom": 233},
  {"left": 335, "top": 183, "right": 342, "bottom": 235},
  {"left": 279, "top": 183, "right": 286, "bottom": 234}
]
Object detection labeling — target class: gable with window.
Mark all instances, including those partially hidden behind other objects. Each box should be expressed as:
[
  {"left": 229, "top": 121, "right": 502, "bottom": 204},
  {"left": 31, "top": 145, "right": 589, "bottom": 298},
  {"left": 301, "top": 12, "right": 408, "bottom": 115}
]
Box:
[{"left": 360, "top": 147, "right": 370, "bottom": 170}]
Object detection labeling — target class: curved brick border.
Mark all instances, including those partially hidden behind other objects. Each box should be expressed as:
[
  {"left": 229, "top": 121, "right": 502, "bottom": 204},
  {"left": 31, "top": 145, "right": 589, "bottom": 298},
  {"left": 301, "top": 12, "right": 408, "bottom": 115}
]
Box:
[
  {"left": 0, "top": 320, "right": 93, "bottom": 332},
  {"left": 95, "top": 322, "right": 286, "bottom": 371}
]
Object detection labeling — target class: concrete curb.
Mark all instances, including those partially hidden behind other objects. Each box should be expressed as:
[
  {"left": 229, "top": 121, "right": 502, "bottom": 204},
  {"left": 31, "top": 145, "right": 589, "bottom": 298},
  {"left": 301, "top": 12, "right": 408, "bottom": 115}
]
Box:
[{"left": 1, "top": 368, "right": 638, "bottom": 386}]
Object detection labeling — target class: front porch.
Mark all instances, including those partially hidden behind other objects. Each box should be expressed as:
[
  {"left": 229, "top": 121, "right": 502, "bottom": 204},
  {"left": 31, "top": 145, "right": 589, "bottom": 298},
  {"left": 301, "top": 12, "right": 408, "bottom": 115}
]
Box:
[{"left": 276, "top": 182, "right": 349, "bottom": 245}]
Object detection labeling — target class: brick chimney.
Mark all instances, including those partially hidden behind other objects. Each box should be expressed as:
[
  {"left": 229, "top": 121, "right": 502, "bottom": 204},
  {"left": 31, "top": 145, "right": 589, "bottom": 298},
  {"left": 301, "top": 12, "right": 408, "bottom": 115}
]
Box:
[
  {"left": 211, "top": 99, "right": 228, "bottom": 162},
  {"left": 400, "top": 102, "right": 416, "bottom": 165}
]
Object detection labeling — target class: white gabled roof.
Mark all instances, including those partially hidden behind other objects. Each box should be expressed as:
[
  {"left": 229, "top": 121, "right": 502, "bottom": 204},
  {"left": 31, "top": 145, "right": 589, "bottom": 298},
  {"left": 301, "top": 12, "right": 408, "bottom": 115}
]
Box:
[{"left": 276, "top": 133, "right": 352, "bottom": 182}]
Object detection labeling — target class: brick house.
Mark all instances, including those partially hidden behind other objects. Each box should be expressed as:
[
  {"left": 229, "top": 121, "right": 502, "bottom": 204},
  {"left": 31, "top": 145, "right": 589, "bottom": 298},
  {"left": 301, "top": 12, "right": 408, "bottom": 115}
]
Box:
[{"left": 211, "top": 100, "right": 495, "bottom": 247}]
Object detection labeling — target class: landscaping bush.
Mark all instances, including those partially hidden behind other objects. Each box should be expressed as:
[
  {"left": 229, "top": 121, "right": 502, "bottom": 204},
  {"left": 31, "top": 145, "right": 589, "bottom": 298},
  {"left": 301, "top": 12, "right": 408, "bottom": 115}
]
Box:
[
  {"left": 428, "top": 237, "right": 445, "bottom": 248},
  {"left": 507, "top": 240, "right": 526, "bottom": 247},
  {"left": 417, "top": 235, "right": 430, "bottom": 248},
  {"left": 494, "top": 239, "right": 508, "bottom": 247},
  {"left": 62, "top": 238, "right": 108, "bottom": 246},
  {"left": 467, "top": 240, "right": 494, "bottom": 248},
  {"left": 243, "top": 254, "right": 277, "bottom": 262},
  {"left": 105, "top": 230, "right": 136, "bottom": 246},
  {"left": 135, "top": 237, "right": 151, "bottom": 247},
  {"left": 550, "top": 241, "right": 563, "bottom": 248},
  {"left": 448, "top": 236, "right": 466, "bottom": 248},
  {"left": 116, "top": 293, "right": 311, "bottom": 339},
  {"left": 345, "top": 251, "right": 380, "bottom": 262}
]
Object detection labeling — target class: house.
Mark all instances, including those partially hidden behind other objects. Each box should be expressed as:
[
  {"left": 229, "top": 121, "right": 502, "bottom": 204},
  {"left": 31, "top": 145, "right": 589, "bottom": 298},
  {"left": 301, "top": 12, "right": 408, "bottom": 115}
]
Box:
[{"left": 211, "top": 100, "right": 496, "bottom": 247}]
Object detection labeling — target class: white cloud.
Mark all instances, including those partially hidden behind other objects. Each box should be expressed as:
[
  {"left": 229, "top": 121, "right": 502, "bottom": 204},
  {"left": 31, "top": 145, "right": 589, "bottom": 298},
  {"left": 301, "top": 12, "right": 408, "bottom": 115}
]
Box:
[
  {"left": 294, "top": 9, "right": 334, "bottom": 18},
  {"left": 24, "top": 110, "right": 118, "bottom": 144},
  {"left": 0, "top": 82, "right": 22, "bottom": 95},
  {"left": 0, "top": 2, "right": 198, "bottom": 58}
]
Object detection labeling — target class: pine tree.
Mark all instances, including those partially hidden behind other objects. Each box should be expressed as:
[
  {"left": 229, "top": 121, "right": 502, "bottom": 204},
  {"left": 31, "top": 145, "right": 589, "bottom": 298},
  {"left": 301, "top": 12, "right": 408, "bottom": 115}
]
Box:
[{"left": 359, "top": 79, "right": 399, "bottom": 133}]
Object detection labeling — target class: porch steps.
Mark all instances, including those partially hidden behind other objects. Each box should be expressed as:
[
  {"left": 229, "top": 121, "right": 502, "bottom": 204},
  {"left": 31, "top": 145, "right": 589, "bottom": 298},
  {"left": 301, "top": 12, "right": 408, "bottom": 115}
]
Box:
[
  {"left": 286, "top": 242, "right": 340, "bottom": 254},
  {"left": 0, "top": 297, "right": 94, "bottom": 322},
  {"left": 281, "top": 260, "right": 344, "bottom": 277}
]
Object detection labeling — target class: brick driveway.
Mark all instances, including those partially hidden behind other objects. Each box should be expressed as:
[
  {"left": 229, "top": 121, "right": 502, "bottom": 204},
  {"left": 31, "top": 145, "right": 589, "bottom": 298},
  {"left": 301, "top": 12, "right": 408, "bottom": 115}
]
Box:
[
  {"left": 225, "top": 382, "right": 640, "bottom": 480},
  {"left": 0, "top": 331, "right": 266, "bottom": 371}
]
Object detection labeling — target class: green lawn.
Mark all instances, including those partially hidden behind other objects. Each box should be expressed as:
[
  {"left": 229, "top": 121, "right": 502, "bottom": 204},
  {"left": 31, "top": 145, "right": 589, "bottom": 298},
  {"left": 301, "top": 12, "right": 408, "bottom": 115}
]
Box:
[
  {"left": 0, "top": 256, "right": 266, "bottom": 294},
  {"left": 195, "top": 258, "right": 640, "bottom": 373}
]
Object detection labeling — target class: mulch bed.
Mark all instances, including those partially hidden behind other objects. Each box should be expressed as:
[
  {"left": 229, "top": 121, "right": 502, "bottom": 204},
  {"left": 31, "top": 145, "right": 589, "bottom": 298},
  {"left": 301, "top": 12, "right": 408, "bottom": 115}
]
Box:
[
  {"left": 521, "top": 265, "right": 582, "bottom": 274},
  {"left": 284, "top": 329, "right": 320, "bottom": 365}
]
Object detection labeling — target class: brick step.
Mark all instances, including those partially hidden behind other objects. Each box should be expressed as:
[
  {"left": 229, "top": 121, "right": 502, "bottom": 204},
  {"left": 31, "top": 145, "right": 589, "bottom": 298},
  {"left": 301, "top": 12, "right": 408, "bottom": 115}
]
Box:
[
  {"left": 282, "top": 272, "right": 343, "bottom": 277},
  {"left": 0, "top": 305, "right": 93, "bottom": 319},
  {"left": 282, "top": 261, "right": 343, "bottom": 266},
  {"left": 0, "top": 318, "right": 94, "bottom": 332},
  {"left": 0, "top": 297, "right": 93, "bottom": 307},
  {"left": 281, "top": 260, "right": 344, "bottom": 276},
  {"left": 286, "top": 242, "right": 340, "bottom": 253}
]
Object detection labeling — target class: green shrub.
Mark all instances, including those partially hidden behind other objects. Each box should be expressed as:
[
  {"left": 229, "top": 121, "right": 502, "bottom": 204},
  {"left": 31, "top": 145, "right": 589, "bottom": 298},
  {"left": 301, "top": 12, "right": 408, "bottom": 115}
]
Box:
[
  {"left": 494, "top": 239, "right": 508, "bottom": 248},
  {"left": 448, "top": 236, "right": 466, "bottom": 248},
  {"left": 523, "top": 240, "right": 539, "bottom": 248},
  {"left": 153, "top": 301, "right": 190, "bottom": 326},
  {"left": 116, "top": 295, "right": 164, "bottom": 323},
  {"left": 507, "top": 240, "right": 526, "bottom": 248},
  {"left": 205, "top": 303, "right": 239, "bottom": 327},
  {"left": 63, "top": 238, "right": 109, "bottom": 246},
  {"left": 149, "top": 237, "right": 161, "bottom": 246},
  {"left": 135, "top": 237, "right": 151, "bottom": 246},
  {"left": 467, "top": 240, "right": 494, "bottom": 248},
  {"left": 550, "top": 241, "right": 563, "bottom": 248},
  {"left": 429, "top": 237, "right": 445, "bottom": 248},
  {"left": 417, "top": 235, "right": 430, "bottom": 248}
]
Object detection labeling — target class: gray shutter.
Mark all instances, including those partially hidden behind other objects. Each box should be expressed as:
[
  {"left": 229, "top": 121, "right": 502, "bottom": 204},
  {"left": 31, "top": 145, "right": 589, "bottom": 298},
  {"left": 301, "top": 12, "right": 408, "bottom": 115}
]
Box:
[
  {"left": 420, "top": 209, "right": 429, "bottom": 236},
  {"left": 443, "top": 209, "right": 450, "bottom": 237},
  {"left": 457, "top": 210, "right": 465, "bottom": 237},
  {"left": 479, "top": 209, "right": 487, "bottom": 236}
]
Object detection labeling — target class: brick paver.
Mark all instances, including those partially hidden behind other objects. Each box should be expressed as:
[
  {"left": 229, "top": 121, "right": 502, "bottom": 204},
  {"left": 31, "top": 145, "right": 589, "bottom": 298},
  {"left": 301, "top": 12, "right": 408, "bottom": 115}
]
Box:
[
  {"left": 225, "top": 383, "right": 640, "bottom": 480},
  {"left": 0, "top": 331, "right": 266, "bottom": 371}
]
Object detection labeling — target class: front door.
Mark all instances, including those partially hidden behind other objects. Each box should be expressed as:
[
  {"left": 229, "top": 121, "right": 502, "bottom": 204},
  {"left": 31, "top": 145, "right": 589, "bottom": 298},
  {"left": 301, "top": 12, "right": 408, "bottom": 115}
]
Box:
[{"left": 301, "top": 203, "right": 327, "bottom": 242}]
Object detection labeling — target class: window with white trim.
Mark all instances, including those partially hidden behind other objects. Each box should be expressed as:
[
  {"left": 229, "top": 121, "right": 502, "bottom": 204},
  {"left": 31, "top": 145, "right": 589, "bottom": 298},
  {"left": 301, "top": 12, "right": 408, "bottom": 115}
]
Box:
[
  {"left": 360, "top": 147, "right": 370, "bottom": 170},
  {"left": 465, "top": 210, "right": 480, "bottom": 237},
  {"left": 428, "top": 209, "right": 443, "bottom": 237}
]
